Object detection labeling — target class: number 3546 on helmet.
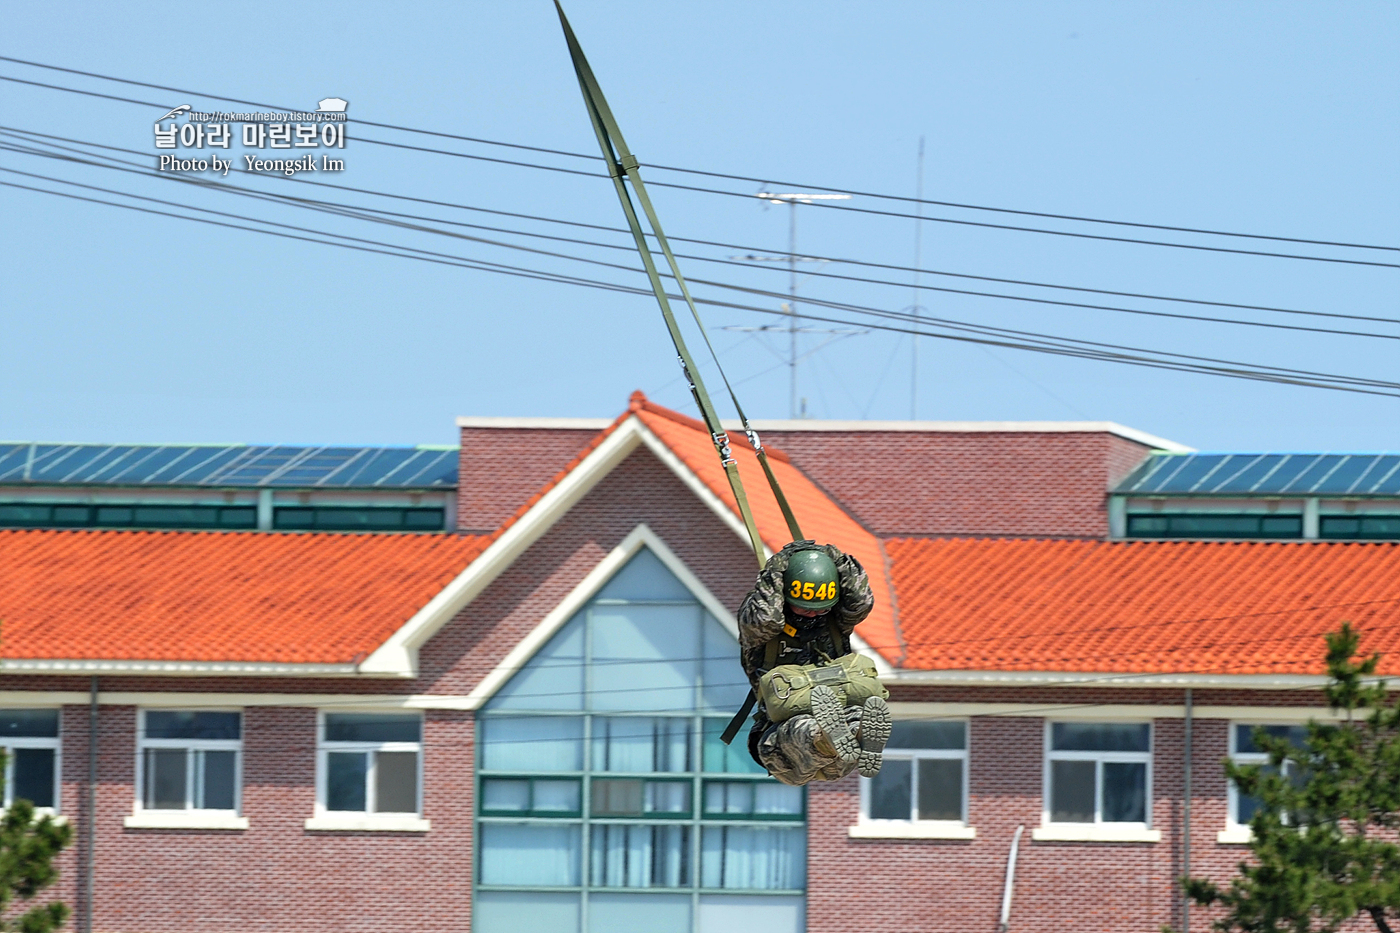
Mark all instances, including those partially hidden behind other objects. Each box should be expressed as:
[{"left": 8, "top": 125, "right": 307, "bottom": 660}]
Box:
[{"left": 783, "top": 550, "right": 840, "bottom": 611}]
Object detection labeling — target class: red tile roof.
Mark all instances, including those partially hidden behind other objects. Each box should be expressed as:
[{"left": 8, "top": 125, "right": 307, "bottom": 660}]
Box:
[
  {"left": 0, "top": 529, "right": 489, "bottom": 664},
  {"left": 887, "top": 537, "right": 1400, "bottom": 676},
  {"left": 631, "top": 395, "right": 901, "bottom": 662}
]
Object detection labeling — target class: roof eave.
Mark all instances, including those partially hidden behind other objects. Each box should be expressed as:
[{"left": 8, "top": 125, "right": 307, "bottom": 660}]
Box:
[
  {"left": 0, "top": 658, "right": 408, "bottom": 678},
  {"left": 884, "top": 667, "right": 1334, "bottom": 690}
]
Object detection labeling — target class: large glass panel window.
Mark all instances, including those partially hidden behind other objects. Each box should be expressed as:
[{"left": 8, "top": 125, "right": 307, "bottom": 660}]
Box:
[
  {"left": 862, "top": 720, "right": 967, "bottom": 824},
  {"left": 1046, "top": 722, "right": 1151, "bottom": 825},
  {"left": 138, "top": 710, "right": 241, "bottom": 812},
  {"left": 476, "top": 546, "right": 804, "bottom": 933},
  {"left": 1230, "top": 724, "right": 1308, "bottom": 827},
  {"left": 0, "top": 710, "right": 60, "bottom": 810},
  {"left": 318, "top": 712, "right": 422, "bottom": 815}
]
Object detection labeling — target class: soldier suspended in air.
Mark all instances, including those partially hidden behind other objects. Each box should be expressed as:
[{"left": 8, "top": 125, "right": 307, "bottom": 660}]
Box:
[{"left": 736, "top": 541, "right": 891, "bottom": 786}]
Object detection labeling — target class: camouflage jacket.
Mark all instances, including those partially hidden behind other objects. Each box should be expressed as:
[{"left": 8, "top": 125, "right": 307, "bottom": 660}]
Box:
[{"left": 735, "top": 540, "right": 874, "bottom": 692}]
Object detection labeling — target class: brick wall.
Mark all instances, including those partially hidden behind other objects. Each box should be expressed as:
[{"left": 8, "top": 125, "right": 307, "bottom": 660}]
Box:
[
  {"left": 23, "top": 445, "right": 753, "bottom": 933},
  {"left": 50, "top": 704, "right": 475, "bottom": 933},
  {"left": 808, "top": 693, "right": 1379, "bottom": 933},
  {"left": 761, "top": 430, "right": 1156, "bottom": 538},
  {"left": 456, "top": 427, "right": 603, "bottom": 532}
]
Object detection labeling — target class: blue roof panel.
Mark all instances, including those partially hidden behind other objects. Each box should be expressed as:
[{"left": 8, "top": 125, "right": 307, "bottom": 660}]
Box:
[
  {"left": 1116, "top": 452, "right": 1400, "bottom": 497},
  {"left": 0, "top": 443, "right": 458, "bottom": 488}
]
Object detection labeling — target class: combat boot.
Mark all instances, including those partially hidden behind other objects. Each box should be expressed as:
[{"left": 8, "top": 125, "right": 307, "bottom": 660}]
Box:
[{"left": 855, "top": 696, "right": 891, "bottom": 778}]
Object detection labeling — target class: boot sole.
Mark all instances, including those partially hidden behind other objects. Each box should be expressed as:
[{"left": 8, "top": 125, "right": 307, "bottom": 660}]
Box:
[
  {"left": 810, "top": 686, "right": 859, "bottom": 763},
  {"left": 857, "top": 696, "right": 891, "bottom": 778}
]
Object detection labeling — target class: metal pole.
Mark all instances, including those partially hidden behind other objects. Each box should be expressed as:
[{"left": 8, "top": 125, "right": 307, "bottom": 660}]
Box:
[
  {"left": 85, "top": 676, "right": 98, "bottom": 933},
  {"left": 1183, "top": 687, "right": 1193, "bottom": 933},
  {"left": 788, "top": 200, "right": 798, "bottom": 419},
  {"left": 998, "top": 824, "right": 1024, "bottom": 932}
]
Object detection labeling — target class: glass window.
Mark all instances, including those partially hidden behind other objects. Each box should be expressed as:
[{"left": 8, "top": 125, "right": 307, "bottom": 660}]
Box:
[
  {"left": 862, "top": 720, "right": 967, "bottom": 823},
  {"left": 476, "top": 547, "right": 806, "bottom": 933},
  {"left": 273, "top": 507, "right": 444, "bottom": 532},
  {"left": 1230, "top": 724, "right": 1309, "bottom": 826},
  {"left": 1320, "top": 515, "right": 1400, "bottom": 540},
  {"left": 700, "top": 826, "right": 806, "bottom": 890},
  {"left": 1046, "top": 722, "right": 1151, "bottom": 825},
  {"left": 138, "top": 709, "right": 241, "bottom": 812},
  {"left": 319, "top": 712, "right": 422, "bottom": 816},
  {"left": 589, "top": 824, "right": 690, "bottom": 887},
  {"left": 0, "top": 710, "right": 60, "bottom": 810},
  {"left": 1126, "top": 513, "right": 1302, "bottom": 539}
]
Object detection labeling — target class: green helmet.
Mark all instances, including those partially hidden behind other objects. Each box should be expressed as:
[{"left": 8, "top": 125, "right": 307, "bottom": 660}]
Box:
[{"left": 783, "top": 549, "right": 840, "bottom": 611}]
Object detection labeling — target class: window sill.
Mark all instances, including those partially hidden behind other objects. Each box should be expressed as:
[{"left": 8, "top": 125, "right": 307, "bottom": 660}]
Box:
[
  {"left": 124, "top": 811, "right": 249, "bottom": 830},
  {"left": 304, "top": 815, "right": 431, "bottom": 832},
  {"left": 848, "top": 822, "right": 976, "bottom": 840},
  {"left": 1217, "top": 827, "right": 1253, "bottom": 845},
  {"left": 1031, "top": 824, "right": 1161, "bottom": 843}
]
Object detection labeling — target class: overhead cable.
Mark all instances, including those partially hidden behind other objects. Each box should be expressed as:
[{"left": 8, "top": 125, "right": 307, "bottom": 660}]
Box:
[
  {"left": 7, "top": 177, "right": 1398, "bottom": 400},
  {"left": 3, "top": 71, "right": 1398, "bottom": 270},
  {"left": 5, "top": 132, "right": 1400, "bottom": 344},
  {"left": 3, "top": 53, "right": 1398, "bottom": 256},
  {"left": 7, "top": 123, "right": 1397, "bottom": 329}
]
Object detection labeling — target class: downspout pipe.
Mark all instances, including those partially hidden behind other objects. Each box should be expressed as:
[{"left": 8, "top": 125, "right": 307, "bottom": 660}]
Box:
[
  {"left": 1183, "top": 688, "right": 1193, "bottom": 933},
  {"left": 85, "top": 676, "right": 98, "bottom": 933},
  {"left": 998, "top": 824, "right": 1025, "bottom": 932}
]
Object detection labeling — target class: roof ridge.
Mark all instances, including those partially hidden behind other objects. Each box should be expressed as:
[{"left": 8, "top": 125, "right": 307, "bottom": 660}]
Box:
[{"left": 628, "top": 392, "right": 791, "bottom": 463}]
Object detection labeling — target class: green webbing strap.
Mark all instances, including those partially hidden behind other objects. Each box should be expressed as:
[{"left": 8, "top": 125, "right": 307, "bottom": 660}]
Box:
[{"left": 554, "top": 2, "right": 803, "bottom": 556}]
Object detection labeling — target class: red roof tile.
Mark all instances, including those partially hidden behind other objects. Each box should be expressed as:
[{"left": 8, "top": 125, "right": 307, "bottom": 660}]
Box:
[
  {"left": 0, "top": 529, "right": 488, "bottom": 664},
  {"left": 887, "top": 538, "right": 1400, "bottom": 675},
  {"left": 633, "top": 396, "right": 901, "bottom": 662}
]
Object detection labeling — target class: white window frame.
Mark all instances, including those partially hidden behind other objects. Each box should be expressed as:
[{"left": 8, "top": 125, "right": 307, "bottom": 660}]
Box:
[
  {"left": 126, "top": 708, "right": 247, "bottom": 830},
  {"left": 0, "top": 713, "right": 61, "bottom": 815},
  {"left": 1221, "top": 721, "right": 1306, "bottom": 844},
  {"left": 306, "top": 710, "right": 430, "bottom": 832},
  {"left": 1034, "top": 720, "right": 1158, "bottom": 843},
  {"left": 852, "top": 718, "right": 973, "bottom": 839}
]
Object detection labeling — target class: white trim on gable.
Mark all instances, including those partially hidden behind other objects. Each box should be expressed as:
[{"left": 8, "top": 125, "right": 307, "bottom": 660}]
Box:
[
  {"left": 463, "top": 523, "right": 740, "bottom": 710},
  {"left": 358, "top": 415, "right": 759, "bottom": 677}
]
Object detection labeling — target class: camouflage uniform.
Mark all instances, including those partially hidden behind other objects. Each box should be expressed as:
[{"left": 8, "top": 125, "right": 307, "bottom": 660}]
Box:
[{"left": 736, "top": 541, "right": 874, "bottom": 786}]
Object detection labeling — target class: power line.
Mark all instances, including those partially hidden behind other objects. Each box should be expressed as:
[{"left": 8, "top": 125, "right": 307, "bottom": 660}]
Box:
[
  {"left": 6, "top": 175, "right": 1399, "bottom": 400},
  {"left": 8, "top": 123, "right": 1397, "bottom": 330},
  {"left": 7, "top": 137, "right": 1400, "bottom": 350},
  {"left": 3, "top": 53, "right": 1398, "bottom": 256},
  {"left": 8, "top": 159, "right": 1396, "bottom": 393},
  {"left": 5, "top": 72, "right": 1400, "bottom": 270}
]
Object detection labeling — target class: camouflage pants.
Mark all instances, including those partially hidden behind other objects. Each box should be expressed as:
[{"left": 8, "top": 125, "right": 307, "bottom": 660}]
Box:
[{"left": 756, "top": 708, "right": 862, "bottom": 786}]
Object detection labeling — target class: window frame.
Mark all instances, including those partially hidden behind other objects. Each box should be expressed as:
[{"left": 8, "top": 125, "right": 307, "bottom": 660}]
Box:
[
  {"left": 857, "top": 718, "right": 969, "bottom": 831},
  {"left": 313, "top": 709, "right": 425, "bottom": 822},
  {"left": 1227, "top": 721, "right": 1306, "bottom": 832},
  {"left": 133, "top": 708, "right": 243, "bottom": 816},
  {"left": 1042, "top": 720, "right": 1153, "bottom": 829},
  {"left": 0, "top": 710, "right": 62, "bottom": 814}
]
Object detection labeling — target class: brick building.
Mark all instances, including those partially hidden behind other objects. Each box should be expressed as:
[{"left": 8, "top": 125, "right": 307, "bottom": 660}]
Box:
[{"left": 1, "top": 392, "right": 1399, "bottom": 932}]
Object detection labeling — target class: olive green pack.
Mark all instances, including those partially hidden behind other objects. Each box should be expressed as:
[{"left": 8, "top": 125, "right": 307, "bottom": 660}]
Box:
[{"left": 758, "top": 651, "right": 887, "bottom": 723}]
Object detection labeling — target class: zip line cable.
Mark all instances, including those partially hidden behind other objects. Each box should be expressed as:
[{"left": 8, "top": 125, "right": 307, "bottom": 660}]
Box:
[
  {"left": 7, "top": 175, "right": 1399, "bottom": 399},
  {"left": 4, "top": 72, "right": 1400, "bottom": 271},
  {"left": 3, "top": 53, "right": 1398, "bottom": 256},
  {"left": 554, "top": 1, "right": 802, "bottom": 565},
  {"left": 7, "top": 123, "right": 1398, "bottom": 331},
  {"left": 8, "top": 138, "right": 1398, "bottom": 346}
]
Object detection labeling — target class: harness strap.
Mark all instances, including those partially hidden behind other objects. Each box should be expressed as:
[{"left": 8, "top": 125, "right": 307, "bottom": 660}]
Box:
[
  {"left": 554, "top": 2, "right": 803, "bottom": 557},
  {"left": 722, "top": 619, "right": 847, "bottom": 746}
]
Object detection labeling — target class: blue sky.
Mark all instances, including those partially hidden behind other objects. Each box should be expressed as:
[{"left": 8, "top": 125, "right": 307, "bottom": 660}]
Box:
[{"left": 3, "top": 1, "right": 1397, "bottom": 450}]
